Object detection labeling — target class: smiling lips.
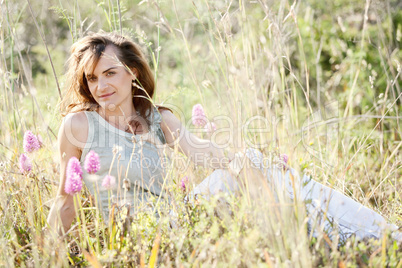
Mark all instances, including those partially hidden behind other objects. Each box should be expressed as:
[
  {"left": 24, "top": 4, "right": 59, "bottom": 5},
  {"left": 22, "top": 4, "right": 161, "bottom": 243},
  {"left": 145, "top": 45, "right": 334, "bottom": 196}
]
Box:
[{"left": 99, "top": 92, "right": 115, "bottom": 98}]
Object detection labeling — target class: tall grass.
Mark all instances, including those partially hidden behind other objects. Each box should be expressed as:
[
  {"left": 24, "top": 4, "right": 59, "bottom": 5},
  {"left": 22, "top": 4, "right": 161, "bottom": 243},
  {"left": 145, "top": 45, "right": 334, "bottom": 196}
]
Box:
[{"left": 0, "top": 0, "right": 401, "bottom": 266}]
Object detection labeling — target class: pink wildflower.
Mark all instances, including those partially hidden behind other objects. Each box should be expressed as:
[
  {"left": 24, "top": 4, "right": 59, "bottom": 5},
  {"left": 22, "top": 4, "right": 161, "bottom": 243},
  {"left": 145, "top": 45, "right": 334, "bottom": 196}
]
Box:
[
  {"left": 19, "top": 153, "right": 32, "bottom": 174},
  {"left": 65, "top": 157, "right": 83, "bottom": 195},
  {"left": 204, "top": 122, "right": 217, "bottom": 134},
  {"left": 102, "top": 175, "right": 116, "bottom": 190},
  {"left": 84, "top": 150, "right": 100, "bottom": 174},
  {"left": 180, "top": 176, "right": 189, "bottom": 192},
  {"left": 192, "top": 104, "right": 207, "bottom": 127},
  {"left": 280, "top": 154, "right": 289, "bottom": 170},
  {"left": 65, "top": 173, "right": 83, "bottom": 195},
  {"left": 67, "top": 156, "right": 83, "bottom": 177},
  {"left": 281, "top": 154, "right": 289, "bottom": 164},
  {"left": 23, "top": 130, "right": 40, "bottom": 153}
]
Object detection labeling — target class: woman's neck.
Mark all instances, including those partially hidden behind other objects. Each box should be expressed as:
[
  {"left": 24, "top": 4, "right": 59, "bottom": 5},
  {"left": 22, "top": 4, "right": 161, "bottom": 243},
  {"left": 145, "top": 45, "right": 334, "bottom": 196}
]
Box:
[{"left": 98, "top": 104, "right": 137, "bottom": 132}]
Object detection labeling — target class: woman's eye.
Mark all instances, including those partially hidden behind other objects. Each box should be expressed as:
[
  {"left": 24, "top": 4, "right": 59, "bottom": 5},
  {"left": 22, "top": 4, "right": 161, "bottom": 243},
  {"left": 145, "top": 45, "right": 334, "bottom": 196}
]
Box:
[
  {"left": 88, "top": 77, "right": 97, "bottom": 82},
  {"left": 107, "top": 72, "right": 115, "bottom": 76}
]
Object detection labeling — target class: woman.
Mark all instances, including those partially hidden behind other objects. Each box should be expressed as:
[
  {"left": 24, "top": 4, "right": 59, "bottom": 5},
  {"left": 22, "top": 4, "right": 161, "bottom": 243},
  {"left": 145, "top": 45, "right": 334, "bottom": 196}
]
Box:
[
  {"left": 47, "top": 32, "right": 400, "bottom": 242},
  {"left": 47, "top": 31, "right": 234, "bottom": 234}
]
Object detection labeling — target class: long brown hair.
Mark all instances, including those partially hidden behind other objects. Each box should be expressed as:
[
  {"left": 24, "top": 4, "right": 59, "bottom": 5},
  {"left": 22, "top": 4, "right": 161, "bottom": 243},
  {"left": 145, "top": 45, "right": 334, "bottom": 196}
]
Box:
[{"left": 60, "top": 31, "right": 158, "bottom": 126}]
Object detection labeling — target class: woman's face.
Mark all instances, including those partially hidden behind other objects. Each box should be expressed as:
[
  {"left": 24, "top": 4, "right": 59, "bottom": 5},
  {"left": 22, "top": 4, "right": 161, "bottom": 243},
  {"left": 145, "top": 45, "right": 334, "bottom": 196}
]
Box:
[{"left": 86, "top": 45, "right": 136, "bottom": 113}]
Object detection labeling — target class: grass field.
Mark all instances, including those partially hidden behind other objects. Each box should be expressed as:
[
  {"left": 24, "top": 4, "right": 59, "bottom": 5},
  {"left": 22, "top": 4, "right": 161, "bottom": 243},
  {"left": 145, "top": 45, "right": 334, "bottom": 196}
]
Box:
[{"left": 0, "top": 0, "right": 401, "bottom": 266}]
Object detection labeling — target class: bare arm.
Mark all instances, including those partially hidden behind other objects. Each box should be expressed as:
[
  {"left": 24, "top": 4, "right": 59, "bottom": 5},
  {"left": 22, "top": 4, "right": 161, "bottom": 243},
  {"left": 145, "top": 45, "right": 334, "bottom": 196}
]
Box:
[
  {"left": 47, "top": 112, "right": 88, "bottom": 236},
  {"left": 159, "top": 109, "right": 234, "bottom": 169},
  {"left": 159, "top": 108, "right": 269, "bottom": 199}
]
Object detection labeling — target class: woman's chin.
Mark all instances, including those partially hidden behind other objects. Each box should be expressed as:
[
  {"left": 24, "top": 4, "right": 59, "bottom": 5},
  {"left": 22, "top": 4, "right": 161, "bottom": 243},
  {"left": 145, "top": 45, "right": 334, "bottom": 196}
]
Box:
[{"left": 98, "top": 101, "right": 117, "bottom": 112}]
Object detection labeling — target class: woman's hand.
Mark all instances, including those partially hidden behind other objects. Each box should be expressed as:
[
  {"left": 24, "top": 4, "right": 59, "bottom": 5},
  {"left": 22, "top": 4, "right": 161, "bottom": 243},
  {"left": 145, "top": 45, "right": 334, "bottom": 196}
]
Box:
[{"left": 228, "top": 151, "right": 269, "bottom": 201}]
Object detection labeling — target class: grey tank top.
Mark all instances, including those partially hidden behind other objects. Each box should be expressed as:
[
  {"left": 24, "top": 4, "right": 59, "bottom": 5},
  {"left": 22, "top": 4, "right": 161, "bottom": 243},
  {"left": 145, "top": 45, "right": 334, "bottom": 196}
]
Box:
[{"left": 79, "top": 106, "right": 169, "bottom": 218}]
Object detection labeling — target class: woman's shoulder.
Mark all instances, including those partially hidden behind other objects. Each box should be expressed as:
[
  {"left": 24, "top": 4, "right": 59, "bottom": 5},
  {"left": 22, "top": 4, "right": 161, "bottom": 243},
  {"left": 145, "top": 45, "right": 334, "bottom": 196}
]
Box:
[
  {"left": 63, "top": 111, "right": 89, "bottom": 128},
  {"left": 156, "top": 105, "right": 182, "bottom": 137},
  {"left": 156, "top": 106, "right": 175, "bottom": 123},
  {"left": 152, "top": 105, "right": 173, "bottom": 124},
  {"left": 59, "top": 111, "right": 89, "bottom": 150}
]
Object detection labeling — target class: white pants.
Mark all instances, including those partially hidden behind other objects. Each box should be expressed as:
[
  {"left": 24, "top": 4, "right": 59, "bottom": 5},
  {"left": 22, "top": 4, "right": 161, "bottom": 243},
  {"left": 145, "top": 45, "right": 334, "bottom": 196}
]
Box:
[{"left": 190, "top": 149, "right": 401, "bottom": 242}]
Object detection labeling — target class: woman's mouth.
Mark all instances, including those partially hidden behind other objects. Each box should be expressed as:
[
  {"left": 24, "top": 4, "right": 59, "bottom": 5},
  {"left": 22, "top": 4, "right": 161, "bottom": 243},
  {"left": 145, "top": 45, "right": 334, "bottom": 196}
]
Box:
[{"left": 99, "top": 92, "right": 115, "bottom": 98}]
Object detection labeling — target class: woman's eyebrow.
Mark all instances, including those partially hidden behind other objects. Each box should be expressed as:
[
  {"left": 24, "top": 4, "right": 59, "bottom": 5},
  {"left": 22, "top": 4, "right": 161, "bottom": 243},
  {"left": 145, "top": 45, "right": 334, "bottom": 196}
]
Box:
[
  {"left": 102, "top": 67, "right": 117, "bottom": 74},
  {"left": 86, "top": 67, "right": 118, "bottom": 78}
]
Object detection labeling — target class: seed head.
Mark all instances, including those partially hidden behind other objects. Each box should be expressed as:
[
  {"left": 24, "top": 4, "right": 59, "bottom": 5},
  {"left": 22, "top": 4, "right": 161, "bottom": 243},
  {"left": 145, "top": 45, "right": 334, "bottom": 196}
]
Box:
[
  {"left": 123, "top": 178, "right": 131, "bottom": 191},
  {"left": 113, "top": 145, "right": 122, "bottom": 155}
]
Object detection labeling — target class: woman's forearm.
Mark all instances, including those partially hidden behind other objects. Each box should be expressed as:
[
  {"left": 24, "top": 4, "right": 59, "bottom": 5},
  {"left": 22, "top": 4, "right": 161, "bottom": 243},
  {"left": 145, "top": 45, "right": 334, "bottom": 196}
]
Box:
[
  {"left": 185, "top": 137, "right": 235, "bottom": 169},
  {"left": 47, "top": 195, "right": 76, "bottom": 236}
]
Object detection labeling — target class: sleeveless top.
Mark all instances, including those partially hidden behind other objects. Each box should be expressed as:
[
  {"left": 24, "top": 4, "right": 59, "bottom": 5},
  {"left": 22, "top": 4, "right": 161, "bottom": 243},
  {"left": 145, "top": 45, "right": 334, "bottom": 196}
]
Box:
[{"left": 79, "top": 106, "right": 169, "bottom": 218}]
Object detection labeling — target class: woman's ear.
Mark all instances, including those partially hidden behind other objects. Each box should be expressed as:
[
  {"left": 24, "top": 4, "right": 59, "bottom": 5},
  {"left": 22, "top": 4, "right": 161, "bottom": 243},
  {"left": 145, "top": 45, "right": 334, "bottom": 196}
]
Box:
[{"left": 130, "top": 68, "right": 138, "bottom": 79}]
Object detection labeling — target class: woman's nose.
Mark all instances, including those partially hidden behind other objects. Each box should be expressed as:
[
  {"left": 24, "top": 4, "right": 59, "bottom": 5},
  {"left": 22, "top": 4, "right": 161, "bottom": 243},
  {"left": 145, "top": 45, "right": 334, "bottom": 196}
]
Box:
[{"left": 98, "top": 78, "right": 108, "bottom": 90}]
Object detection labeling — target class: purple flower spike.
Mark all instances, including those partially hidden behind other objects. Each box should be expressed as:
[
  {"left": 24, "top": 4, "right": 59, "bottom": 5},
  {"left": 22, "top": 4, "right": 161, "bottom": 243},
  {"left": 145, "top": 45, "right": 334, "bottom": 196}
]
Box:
[
  {"left": 19, "top": 153, "right": 32, "bottom": 174},
  {"left": 281, "top": 154, "right": 289, "bottom": 164},
  {"left": 280, "top": 154, "right": 289, "bottom": 170},
  {"left": 65, "top": 173, "right": 83, "bottom": 195},
  {"left": 23, "top": 130, "right": 40, "bottom": 153},
  {"left": 67, "top": 157, "right": 83, "bottom": 177},
  {"left": 84, "top": 150, "right": 100, "bottom": 174},
  {"left": 192, "top": 104, "right": 207, "bottom": 127},
  {"left": 180, "top": 176, "right": 189, "bottom": 192},
  {"left": 65, "top": 157, "right": 83, "bottom": 195},
  {"left": 102, "top": 175, "right": 116, "bottom": 190}
]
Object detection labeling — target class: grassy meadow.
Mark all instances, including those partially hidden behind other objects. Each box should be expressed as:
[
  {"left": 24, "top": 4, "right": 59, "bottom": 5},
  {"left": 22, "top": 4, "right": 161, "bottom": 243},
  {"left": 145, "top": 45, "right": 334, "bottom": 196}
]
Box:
[{"left": 0, "top": 0, "right": 401, "bottom": 266}]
